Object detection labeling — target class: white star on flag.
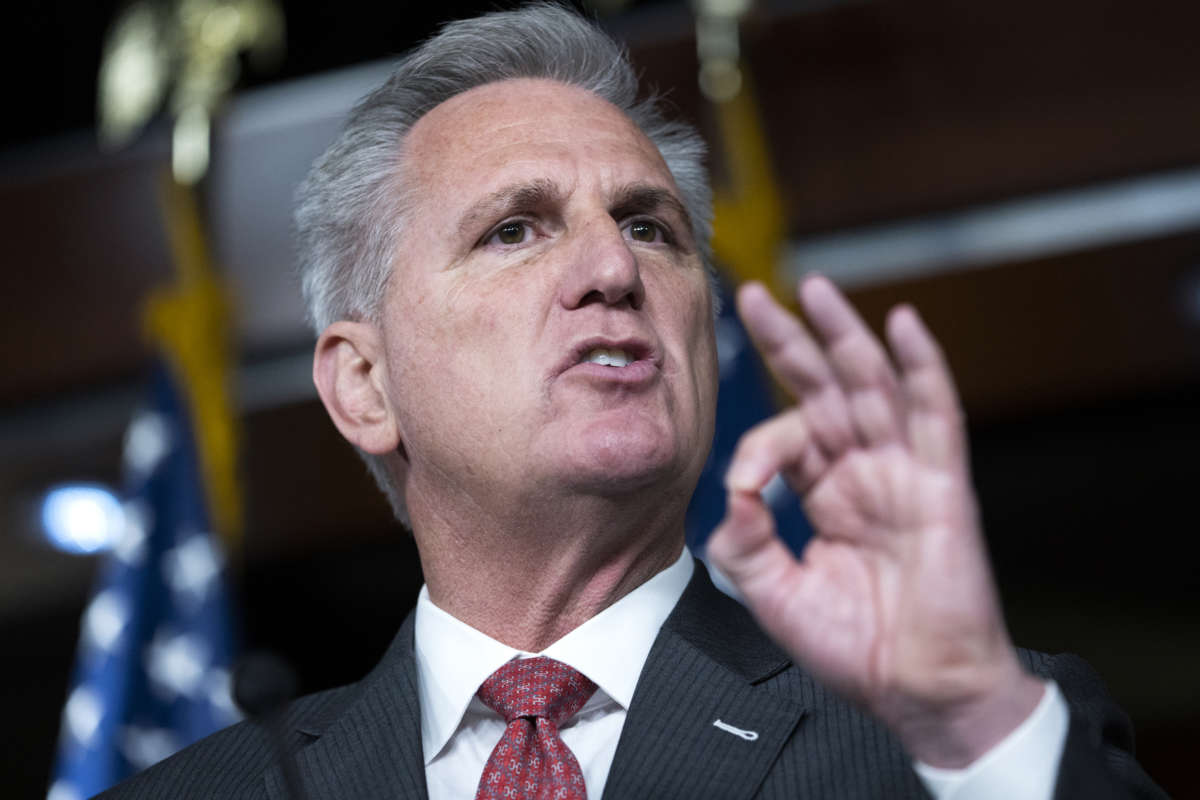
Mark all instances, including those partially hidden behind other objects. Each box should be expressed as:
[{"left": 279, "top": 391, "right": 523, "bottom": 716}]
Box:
[
  {"left": 64, "top": 686, "right": 103, "bottom": 748},
  {"left": 83, "top": 589, "right": 128, "bottom": 654},
  {"left": 119, "top": 725, "right": 181, "bottom": 771},
  {"left": 162, "top": 533, "right": 222, "bottom": 609},
  {"left": 123, "top": 411, "right": 173, "bottom": 478},
  {"left": 46, "top": 779, "right": 83, "bottom": 800},
  {"left": 144, "top": 629, "right": 209, "bottom": 699},
  {"left": 114, "top": 500, "right": 150, "bottom": 566},
  {"left": 204, "top": 667, "right": 243, "bottom": 723}
]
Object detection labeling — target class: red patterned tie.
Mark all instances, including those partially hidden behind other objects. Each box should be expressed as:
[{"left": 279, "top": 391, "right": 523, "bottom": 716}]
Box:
[{"left": 474, "top": 656, "right": 598, "bottom": 800}]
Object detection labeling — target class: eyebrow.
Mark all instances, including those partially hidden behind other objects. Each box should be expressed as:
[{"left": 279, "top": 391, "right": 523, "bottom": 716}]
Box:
[
  {"left": 455, "top": 178, "right": 563, "bottom": 241},
  {"left": 609, "top": 183, "right": 692, "bottom": 233},
  {"left": 453, "top": 179, "right": 693, "bottom": 241}
]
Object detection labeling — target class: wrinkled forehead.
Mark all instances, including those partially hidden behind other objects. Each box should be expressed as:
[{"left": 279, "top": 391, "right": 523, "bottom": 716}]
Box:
[{"left": 400, "top": 78, "right": 679, "bottom": 209}]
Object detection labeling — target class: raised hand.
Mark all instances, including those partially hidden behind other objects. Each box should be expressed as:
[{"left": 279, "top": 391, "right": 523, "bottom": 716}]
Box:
[{"left": 706, "top": 276, "right": 1044, "bottom": 767}]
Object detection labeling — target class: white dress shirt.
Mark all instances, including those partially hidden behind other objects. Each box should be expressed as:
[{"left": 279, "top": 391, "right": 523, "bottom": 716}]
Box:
[
  {"left": 913, "top": 681, "right": 1069, "bottom": 800},
  {"left": 414, "top": 550, "right": 1069, "bottom": 800},
  {"left": 416, "top": 549, "right": 694, "bottom": 800}
]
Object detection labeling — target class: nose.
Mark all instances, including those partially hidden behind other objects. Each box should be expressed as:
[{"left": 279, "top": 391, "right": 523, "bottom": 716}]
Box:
[{"left": 560, "top": 218, "right": 645, "bottom": 311}]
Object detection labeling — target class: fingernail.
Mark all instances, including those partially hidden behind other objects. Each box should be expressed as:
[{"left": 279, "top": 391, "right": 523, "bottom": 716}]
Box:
[{"left": 725, "top": 460, "right": 766, "bottom": 492}]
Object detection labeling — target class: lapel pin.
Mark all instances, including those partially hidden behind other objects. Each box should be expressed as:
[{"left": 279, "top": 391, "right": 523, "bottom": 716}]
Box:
[{"left": 712, "top": 719, "right": 759, "bottom": 741}]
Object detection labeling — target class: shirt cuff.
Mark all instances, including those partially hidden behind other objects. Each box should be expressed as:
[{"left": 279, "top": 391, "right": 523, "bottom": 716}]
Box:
[{"left": 913, "top": 680, "right": 1069, "bottom": 800}]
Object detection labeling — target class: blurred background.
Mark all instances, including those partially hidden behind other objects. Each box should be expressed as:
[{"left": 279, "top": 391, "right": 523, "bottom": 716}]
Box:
[{"left": 2, "top": 0, "right": 1198, "bottom": 796}]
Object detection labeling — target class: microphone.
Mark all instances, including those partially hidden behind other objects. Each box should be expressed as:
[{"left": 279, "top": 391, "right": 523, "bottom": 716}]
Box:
[{"left": 234, "top": 651, "right": 309, "bottom": 800}]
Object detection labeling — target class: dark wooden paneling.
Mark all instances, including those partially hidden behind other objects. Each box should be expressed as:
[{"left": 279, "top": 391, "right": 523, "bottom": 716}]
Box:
[
  {"left": 6, "top": 0, "right": 1200, "bottom": 409},
  {"left": 740, "top": 0, "right": 1200, "bottom": 232},
  {"left": 240, "top": 400, "right": 399, "bottom": 558},
  {"left": 844, "top": 232, "right": 1200, "bottom": 419},
  {"left": 0, "top": 151, "right": 170, "bottom": 403}
]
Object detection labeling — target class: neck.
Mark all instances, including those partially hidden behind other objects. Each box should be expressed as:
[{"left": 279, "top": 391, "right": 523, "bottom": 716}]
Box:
[{"left": 406, "top": 479, "right": 689, "bottom": 652}]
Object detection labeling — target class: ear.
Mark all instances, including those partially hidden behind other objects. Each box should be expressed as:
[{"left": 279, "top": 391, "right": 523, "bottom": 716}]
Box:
[{"left": 312, "top": 321, "right": 401, "bottom": 455}]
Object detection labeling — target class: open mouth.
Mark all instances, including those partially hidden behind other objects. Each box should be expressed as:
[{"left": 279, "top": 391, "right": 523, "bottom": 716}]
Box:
[
  {"left": 559, "top": 338, "right": 658, "bottom": 385},
  {"left": 579, "top": 347, "right": 634, "bottom": 367}
]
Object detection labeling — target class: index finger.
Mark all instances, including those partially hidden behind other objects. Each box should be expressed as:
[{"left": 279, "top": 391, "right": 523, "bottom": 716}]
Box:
[
  {"left": 737, "top": 281, "right": 856, "bottom": 454},
  {"left": 737, "top": 282, "right": 836, "bottom": 395}
]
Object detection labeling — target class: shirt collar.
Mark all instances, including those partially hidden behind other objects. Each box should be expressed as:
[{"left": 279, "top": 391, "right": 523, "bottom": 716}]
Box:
[{"left": 414, "top": 548, "right": 694, "bottom": 765}]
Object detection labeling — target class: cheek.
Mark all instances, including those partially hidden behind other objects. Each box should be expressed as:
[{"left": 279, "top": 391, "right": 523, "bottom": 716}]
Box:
[
  {"left": 393, "top": 275, "right": 535, "bottom": 403},
  {"left": 444, "top": 281, "right": 530, "bottom": 368},
  {"left": 407, "top": 274, "right": 505, "bottom": 346},
  {"left": 668, "top": 275, "right": 718, "bottom": 366},
  {"left": 679, "top": 284, "right": 720, "bottom": 411},
  {"left": 694, "top": 319, "right": 720, "bottom": 418},
  {"left": 648, "top": 271, "right": 718, "bottom": 417}
]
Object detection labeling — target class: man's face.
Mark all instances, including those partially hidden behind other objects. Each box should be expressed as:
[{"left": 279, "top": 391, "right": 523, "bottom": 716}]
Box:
[{"left": 378, "top": 78, "right": 718, "bottom": 513}]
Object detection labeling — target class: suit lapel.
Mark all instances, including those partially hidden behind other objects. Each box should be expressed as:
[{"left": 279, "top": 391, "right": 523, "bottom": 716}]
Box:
[
  {"left": 265, "top": 613, "right": 428, "bottom": 800},
  {"left": 601, "top": 563, "right": 807, "bottom": 800},
  {"left": 261, "top": 563, "right": 803, "bottom": 800}
]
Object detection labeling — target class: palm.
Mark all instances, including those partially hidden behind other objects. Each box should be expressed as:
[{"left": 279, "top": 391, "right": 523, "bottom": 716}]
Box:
[{"left": 708, "top": 277, "right": 1015, "bottom": 730}]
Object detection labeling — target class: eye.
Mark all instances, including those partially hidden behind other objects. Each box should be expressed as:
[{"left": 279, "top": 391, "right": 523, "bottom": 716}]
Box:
[
  {"left": 625, "top": 219, "right": 666, "bottom": 244},
  {"left": 486, "top": 220, "right": 531, "bottom": 246}
]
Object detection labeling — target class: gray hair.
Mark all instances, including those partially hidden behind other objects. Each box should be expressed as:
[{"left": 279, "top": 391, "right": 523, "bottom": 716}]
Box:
[{"left": 295, "top": 2, "right": 715, "bottom": 523}]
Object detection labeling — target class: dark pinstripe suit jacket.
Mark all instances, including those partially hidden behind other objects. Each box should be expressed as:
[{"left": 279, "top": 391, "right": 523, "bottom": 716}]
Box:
[{"left": 101, "top": 564, "right": 1166, "bottom": 799}]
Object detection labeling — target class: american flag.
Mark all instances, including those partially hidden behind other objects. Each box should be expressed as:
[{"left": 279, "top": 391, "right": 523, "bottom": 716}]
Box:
[{"left": 48, "top": 361, "right": 241, "bottom": 799}]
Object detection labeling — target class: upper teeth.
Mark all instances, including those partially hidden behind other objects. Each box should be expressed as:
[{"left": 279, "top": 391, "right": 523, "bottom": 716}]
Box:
[{"left": 583, "top": 348, "right": 633, "bottom": 367}]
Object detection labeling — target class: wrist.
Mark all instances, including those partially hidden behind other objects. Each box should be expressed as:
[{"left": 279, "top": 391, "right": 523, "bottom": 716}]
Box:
[{"left": 892, "top": 666, "right": 1046, "bottom": 768}]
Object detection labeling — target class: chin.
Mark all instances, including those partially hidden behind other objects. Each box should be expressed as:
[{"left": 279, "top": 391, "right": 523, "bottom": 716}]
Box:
[{"left": 557, "top": 424, "right": 688, "bottom": 496}]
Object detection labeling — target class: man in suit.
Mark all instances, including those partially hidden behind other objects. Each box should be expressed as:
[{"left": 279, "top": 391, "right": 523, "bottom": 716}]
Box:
[{"left": 104, "top": 4, "right": 1164, "bottom": 798}]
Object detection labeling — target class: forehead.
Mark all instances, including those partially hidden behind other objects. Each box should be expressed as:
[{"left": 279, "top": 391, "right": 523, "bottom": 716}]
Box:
[{"left": 401, "top": 78, "right": 677, "bottom": 208}]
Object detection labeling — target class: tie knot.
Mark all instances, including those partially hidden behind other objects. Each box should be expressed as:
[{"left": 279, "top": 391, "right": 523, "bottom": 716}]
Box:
[{"left": 476, "top": 656, "right": 597, "bottom": 726}]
